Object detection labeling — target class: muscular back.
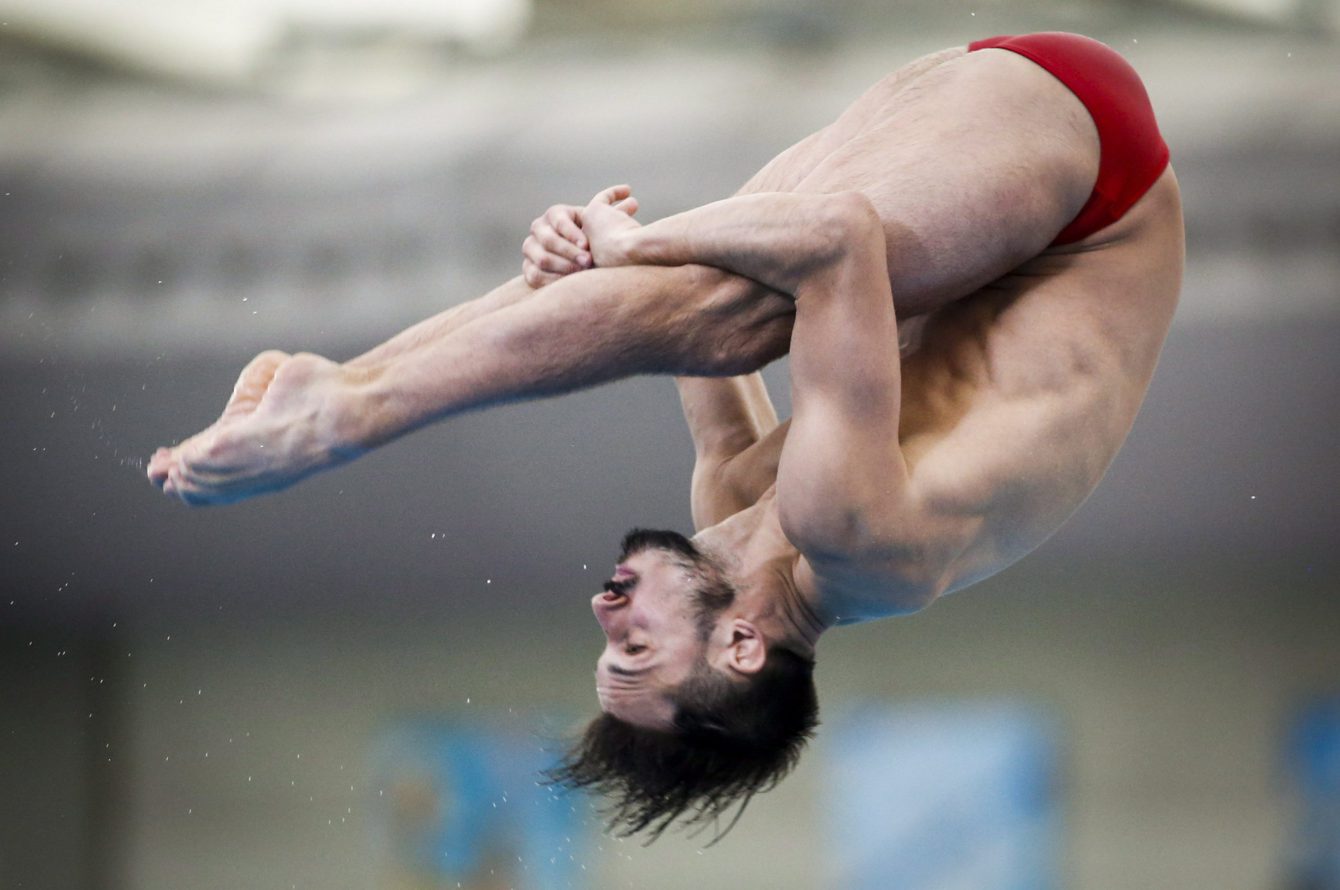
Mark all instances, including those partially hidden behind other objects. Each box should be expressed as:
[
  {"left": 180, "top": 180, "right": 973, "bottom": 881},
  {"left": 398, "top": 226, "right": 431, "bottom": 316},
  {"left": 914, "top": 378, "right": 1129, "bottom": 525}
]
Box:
[
  {"left": 689, "top": 168, "right": 1181, "bottom": 628},
  {"left": 894, "top": 167, "right": 1183, "bottom": 593},
  {"left": 660, "top": 40, "right": 1185, "bottom": 622}
]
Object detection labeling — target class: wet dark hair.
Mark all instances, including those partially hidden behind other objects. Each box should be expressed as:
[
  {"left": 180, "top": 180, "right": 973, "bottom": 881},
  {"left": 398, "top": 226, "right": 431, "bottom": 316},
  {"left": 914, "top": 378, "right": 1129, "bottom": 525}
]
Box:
[
  {"left": 546, "top": 528, "right": 819, "bottom": 842},
  {"left": 548, "top": 645, "right": 817, "bottom": 842}
]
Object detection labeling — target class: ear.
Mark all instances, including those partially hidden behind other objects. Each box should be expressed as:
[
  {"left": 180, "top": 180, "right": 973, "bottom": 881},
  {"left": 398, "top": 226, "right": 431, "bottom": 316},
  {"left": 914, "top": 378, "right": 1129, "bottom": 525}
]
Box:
[{"left": 723, "top": 618, "right": 766, "bottom": 676}]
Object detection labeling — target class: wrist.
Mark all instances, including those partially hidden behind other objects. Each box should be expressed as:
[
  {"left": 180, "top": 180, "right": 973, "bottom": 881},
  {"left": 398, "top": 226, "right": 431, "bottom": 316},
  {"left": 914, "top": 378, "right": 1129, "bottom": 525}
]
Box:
[{"left": 621, "top": 226, "right": 659, "bottom": 267}]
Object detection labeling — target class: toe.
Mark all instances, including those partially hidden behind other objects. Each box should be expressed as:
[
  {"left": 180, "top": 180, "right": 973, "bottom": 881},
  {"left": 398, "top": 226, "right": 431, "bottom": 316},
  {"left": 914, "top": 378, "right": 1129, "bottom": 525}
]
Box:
[{"left": 147, "top": 449, "right": 172, "bottom": 486}]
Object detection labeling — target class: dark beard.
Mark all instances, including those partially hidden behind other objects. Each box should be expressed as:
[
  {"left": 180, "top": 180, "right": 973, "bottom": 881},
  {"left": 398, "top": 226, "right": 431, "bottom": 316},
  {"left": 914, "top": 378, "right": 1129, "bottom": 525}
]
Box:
[{"left": 691, "top": 579, "right": 735, "bottom": 641}]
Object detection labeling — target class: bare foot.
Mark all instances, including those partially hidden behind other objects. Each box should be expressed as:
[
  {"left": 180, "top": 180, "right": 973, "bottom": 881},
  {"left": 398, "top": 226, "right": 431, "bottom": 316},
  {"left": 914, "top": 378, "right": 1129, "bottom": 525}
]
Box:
[{"left": 148, "top": 351, "right": 367, "bottom": 505}]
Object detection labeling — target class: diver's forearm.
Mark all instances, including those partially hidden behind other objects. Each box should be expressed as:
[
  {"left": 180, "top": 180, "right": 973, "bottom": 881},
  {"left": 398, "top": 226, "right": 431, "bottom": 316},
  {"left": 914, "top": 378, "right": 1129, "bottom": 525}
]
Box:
[
  {"left": 674, "top": 375, "right": 778, "bottom": 458},
  {"left": 623, "top": 193, "right": 860, "bottom": 297}
]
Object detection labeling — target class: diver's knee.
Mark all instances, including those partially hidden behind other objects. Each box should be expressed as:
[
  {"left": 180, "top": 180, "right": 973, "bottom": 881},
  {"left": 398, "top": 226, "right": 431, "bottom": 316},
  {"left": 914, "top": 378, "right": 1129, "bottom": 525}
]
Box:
[
  {"left": 815, "top": 191, "right": 885, "bottom": 265},
  {"left": 695, "top": 270, "right": 793, "bottom": 373},
  {"left": 660, "top": 264, "right": 791, "bottom": 374}
]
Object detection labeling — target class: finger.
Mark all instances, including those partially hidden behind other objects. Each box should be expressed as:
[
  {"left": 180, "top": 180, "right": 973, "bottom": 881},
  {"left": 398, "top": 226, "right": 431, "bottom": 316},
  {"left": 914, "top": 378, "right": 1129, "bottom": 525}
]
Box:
[
  {"left": 521, "top": 233, "right": 541, "bottom": 262},
  {"left": 546, "top": 207, "right": 588, "bottom": 250},
  {"left": 533, "top": 226, "right": 589, "bottom": 266},
  {"left": 613, "top": 196, "right": 640, "bottom": 217},
  {"left": 523, "top": 235, "right": 584, "bottom": 274},
  {"left": 526, "top": 231, "right": 588, "bottom": 271},
  {"left": 590, "top": 184, "right": 632, "bottom": 207},
  {"left": 535, "top": 253, "right": 581, "bottom": 276},
  {"left": 533, "top": 206, "right": 585, "bottom": 249},
  {"left": 522, "top": 260, "right": 560, "bottom": 290}
]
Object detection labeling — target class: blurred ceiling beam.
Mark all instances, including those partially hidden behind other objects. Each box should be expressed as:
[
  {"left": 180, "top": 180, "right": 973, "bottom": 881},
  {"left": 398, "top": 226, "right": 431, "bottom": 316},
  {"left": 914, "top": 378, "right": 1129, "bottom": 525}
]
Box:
[
  {"left": 0, "top": 0, "right": 531, "bottom": 86},
  {"left": 1173, "top": 0, "right": 1340, "bottom": 33},
  {"left": 0, "top": 15, "right": 1335, "bottom": 358}
]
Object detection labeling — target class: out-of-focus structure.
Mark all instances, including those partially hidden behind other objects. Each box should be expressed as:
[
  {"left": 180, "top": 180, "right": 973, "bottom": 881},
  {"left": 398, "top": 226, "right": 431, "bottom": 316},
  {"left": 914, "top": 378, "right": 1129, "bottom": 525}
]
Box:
[{"left": 0, "top": 0, "right": 531, "bottom": 84}]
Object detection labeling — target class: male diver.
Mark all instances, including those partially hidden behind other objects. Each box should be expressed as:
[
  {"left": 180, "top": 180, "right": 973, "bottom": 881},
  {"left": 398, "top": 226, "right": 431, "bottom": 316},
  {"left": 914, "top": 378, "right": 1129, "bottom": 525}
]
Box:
[{"left": 149, "top": 34, "right": 1183, "bottom": 838}]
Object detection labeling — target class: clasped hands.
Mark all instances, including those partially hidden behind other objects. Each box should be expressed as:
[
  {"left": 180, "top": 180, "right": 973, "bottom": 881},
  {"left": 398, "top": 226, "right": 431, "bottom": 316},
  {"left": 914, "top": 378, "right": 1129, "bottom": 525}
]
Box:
[{"left": 521, "top": 184, "right": 642, "bottom": 289}]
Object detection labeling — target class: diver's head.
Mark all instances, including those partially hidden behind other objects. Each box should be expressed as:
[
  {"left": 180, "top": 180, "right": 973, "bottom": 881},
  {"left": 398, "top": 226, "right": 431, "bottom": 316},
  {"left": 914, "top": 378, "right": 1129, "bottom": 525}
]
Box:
[{"left": 554, "top": 528, "right": 818, "bottom": 840}]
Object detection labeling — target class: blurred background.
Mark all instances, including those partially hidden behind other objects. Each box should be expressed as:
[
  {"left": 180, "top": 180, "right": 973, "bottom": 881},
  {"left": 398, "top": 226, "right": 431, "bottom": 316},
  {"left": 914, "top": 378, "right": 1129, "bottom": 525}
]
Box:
[{"left": 2, "top": 0, "right": 1338, "bottom": 887}]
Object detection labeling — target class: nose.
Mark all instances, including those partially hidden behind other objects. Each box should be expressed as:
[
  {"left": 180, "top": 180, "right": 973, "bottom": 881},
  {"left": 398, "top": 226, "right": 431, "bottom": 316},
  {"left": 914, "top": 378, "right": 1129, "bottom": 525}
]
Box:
[{"left": 591, "top": 589, "right": 626, "bottom": 635}]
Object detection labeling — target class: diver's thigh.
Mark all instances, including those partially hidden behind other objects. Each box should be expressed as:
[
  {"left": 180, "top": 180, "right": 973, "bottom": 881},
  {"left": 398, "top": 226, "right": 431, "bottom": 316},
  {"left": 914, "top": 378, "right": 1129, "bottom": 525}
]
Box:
[
  {"left": 793, "top": 49, "right": 1100, "bottom": 315},
  {"left": 736, "top": 46, "right": 967, "bottom": 196}
]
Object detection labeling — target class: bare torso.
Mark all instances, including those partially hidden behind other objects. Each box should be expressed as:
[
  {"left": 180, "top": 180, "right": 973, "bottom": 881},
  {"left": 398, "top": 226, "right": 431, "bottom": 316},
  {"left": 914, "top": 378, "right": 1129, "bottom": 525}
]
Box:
[{"left": 697, "top": 164, "right": 1183, "bottom": 626}]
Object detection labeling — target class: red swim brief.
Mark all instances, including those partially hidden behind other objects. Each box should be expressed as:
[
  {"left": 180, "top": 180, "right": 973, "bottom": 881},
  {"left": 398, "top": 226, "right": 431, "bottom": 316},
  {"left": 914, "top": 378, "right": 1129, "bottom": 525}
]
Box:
[{"left": 969, "top": 32, "right": 1170, "bottom": 245}]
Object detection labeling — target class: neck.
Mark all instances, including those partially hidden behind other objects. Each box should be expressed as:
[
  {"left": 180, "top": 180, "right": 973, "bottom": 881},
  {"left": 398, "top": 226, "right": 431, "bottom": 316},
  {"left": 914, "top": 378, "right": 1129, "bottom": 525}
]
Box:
[{"left": 693, "top": 493, "right": 828, "bottom": 658}]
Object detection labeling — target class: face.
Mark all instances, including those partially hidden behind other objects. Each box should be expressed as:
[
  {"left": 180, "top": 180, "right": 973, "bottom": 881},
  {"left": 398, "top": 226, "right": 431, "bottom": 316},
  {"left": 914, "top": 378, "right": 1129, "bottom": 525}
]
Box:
[{"left": 590, "top": 547, "right": 716, "bottom": 731}]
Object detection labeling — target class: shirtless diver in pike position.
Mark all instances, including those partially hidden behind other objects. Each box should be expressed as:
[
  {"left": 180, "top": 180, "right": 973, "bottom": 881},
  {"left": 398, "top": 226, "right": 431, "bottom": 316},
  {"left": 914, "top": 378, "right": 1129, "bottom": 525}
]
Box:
[{"left": 148, "top": 33, "right": 1183, "bottom": 838}]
